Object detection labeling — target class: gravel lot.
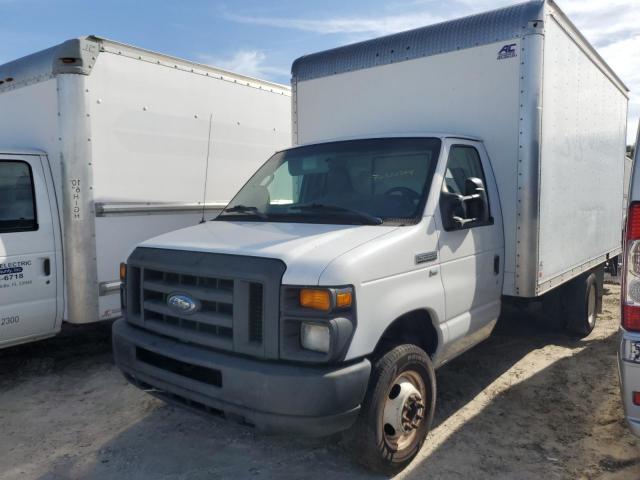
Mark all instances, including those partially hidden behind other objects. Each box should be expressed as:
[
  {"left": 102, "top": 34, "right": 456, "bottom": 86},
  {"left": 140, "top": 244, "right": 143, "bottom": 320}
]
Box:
[{"left": 1, "top": 283, "right": 638, "bottom": 480}]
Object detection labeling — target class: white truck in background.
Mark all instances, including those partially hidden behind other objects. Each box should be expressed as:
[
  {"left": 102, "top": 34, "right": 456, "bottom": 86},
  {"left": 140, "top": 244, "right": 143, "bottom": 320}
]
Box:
[
  {"left": 114, "top": 0, "right": 628, "bottom": 473},
  {"left": 0, "top": 36, "right": 291, "bottom": 349}
]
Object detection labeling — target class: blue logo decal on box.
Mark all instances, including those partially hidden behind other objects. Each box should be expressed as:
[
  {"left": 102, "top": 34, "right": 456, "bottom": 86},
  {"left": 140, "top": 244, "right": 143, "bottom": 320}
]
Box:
[{"left": 497, "top": 44, "right": 517, "bottom": 60}]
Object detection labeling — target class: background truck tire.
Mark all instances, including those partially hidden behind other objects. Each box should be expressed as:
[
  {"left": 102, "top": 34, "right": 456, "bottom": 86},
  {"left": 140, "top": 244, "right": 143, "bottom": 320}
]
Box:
[
  {"left": 565, "top": 272, "right": 599, "bottom": 338},
  {"left": 345, "top": 344, "right": 435, "bottom": 474}
]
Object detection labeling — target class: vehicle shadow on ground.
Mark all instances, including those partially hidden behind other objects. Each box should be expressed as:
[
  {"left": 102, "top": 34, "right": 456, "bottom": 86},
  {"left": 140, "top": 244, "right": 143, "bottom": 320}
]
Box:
[
  {"left": 30, "top": 292, "right": 634, "bottom": 480},
  {"left": 401, "top": 329, "right": 640, "bottom": 479},
  {"left": 399, "top": 298, "right": 640, "bottom": 479},
  {"left": 0, "top": 321, "right": 113, "bottom": 384}
]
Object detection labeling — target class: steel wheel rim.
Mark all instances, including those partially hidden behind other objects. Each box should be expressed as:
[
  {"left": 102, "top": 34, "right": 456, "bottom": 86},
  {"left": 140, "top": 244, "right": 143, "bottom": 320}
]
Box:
[
  {"left": 587, "top": 285, "right": 596, "bottom": 329},
  {"left": 382, "top": 370, "right": 427, "bottom": 451}
]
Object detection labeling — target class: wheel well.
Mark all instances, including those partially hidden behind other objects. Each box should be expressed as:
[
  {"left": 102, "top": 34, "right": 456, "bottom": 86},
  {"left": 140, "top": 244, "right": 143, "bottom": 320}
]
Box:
[{"left": 374, "top": 309, "right": 438, "bottom": 357}]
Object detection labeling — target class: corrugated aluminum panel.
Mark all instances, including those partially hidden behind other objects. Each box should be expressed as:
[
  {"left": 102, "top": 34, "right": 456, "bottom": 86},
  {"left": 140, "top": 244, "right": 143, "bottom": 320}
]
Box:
[
  {"left": 535, "top": 14, "right": 627, "bottom": 295},
  {"left": 292, "top": 1, "right": 544, "bottom": 82}
]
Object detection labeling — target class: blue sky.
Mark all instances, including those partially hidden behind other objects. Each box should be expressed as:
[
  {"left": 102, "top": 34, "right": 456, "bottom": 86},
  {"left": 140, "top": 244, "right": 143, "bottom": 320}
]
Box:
[{"left": 1, "top": 0, "right": 638, "bottom": 143}]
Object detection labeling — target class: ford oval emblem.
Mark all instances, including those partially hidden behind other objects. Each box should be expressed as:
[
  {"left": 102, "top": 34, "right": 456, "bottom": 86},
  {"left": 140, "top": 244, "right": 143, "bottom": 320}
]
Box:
[{"left": 167, "top": 293, "right": 200, "bottom": 315}]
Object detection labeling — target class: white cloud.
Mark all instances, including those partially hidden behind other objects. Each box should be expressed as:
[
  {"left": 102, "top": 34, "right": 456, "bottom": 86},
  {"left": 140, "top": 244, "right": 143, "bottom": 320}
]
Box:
[
  {"left": 197, "top": 50, "right": 288, "bottom": 81},
  {"left": 225, "top": 12, "right": 446, "bottom": 36}
]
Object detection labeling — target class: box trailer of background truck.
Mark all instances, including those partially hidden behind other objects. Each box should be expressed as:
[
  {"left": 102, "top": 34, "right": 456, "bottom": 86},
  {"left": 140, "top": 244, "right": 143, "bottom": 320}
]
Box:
[
  {"left": 0, "top": 36, "right": 290, "bottom": 349},
  {"left": 113, "top": 0, "right": 628, "bottom": 473}
]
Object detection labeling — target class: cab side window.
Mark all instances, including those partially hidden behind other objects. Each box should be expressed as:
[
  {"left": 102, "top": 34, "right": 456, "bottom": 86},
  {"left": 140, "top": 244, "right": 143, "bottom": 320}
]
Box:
[
  {"left": 440, "top": 146, "right": 491, "bottom": 230},
  {"left": 0, "top": 161, "right": 38, "bottom": 233}
]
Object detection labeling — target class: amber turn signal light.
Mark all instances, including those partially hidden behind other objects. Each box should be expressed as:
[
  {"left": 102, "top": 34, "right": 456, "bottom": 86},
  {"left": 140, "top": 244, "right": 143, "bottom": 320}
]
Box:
[
  {"left": 299, "top": 287, "right": 353, "bottom": 311},
  {"left": 336, "top": 290, "right": 353, "bottom": 308},
  {"left": 119, "top": 262, "right": 127, "bottom": 282},
  {"left": 300, "top": 289, "right": 331, "bottom": 311}
]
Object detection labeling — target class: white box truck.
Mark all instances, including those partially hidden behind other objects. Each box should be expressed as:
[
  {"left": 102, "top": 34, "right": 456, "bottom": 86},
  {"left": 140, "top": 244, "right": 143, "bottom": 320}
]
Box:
[
  {"left": 113, "top": 0, "right": 628, "bottom": 473},
  {"left": 0, "top": 36, "right": 291, "bottom": 349}
]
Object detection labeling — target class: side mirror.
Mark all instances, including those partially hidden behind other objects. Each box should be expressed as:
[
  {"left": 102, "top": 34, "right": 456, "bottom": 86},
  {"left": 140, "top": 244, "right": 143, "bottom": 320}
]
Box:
[
  {"left": 440, "top": 190, "right": 465, "bottom": 231},
  {"left": 463, "top": 177, "right": 490, "bottom": 224},
  {"left": 439, "top": 177, "right": 489, "bottom": 231}
]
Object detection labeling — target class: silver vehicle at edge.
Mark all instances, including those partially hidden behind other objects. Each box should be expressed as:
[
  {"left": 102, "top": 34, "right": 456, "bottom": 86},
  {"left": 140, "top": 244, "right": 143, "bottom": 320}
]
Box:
[{"left": 620, "top": 122, "right": 640, "bottom": 435}]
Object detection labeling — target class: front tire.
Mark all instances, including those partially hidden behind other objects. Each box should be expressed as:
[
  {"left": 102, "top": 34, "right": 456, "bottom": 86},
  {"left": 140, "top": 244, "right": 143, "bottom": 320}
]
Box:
[{"left": 346, "top": 344, "right": 436, "bottom": 474}]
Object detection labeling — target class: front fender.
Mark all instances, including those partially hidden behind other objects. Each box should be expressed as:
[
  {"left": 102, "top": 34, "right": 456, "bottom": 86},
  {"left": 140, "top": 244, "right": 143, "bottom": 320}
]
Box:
[
  {"left": 317, "top": 218, "right": 447, "bottom": 363},
  {"left": 345, "top": 266, "right": 447, "bottom": 363}
]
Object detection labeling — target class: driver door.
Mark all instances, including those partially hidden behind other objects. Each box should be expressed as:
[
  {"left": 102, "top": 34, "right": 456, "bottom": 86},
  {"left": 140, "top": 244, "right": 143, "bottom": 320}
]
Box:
[
  {"left": 0, "top": 154, "right": 61, "bottom": 348},
  {"left": 435, "top": 140, "right": 504, "bottom": 361}
]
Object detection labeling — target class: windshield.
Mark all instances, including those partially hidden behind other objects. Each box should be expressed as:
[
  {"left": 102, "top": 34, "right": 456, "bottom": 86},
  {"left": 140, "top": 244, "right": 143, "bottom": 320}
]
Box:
[{"left": 216, "top": 137, "right": 442, "bottom": 226}]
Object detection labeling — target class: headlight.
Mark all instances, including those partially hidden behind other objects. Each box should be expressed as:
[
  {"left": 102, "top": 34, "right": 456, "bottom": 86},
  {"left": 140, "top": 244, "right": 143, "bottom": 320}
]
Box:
[
  {"left": 299, "top": 287, "right": 353, "bottom": 312},
  {"left": 300, "top": 323, "right": 331, "bottom": 353},
  {"left": 280, "top": 285, "right": 355, "bottom": 362}
]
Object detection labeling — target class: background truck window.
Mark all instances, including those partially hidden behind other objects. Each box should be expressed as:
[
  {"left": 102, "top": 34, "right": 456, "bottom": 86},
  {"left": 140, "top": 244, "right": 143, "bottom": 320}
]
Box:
[{"left": 0, "top": 161, "right": 38, "bottom": 233}]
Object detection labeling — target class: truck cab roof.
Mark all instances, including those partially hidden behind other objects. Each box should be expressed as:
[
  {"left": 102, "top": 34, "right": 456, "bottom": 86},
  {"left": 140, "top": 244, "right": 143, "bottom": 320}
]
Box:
[
  {"left": 0, "top": 148, "right": 45, "bottom": 156},
  {"left": 293, "top": 133, "right": 482, "bottom": 150}
]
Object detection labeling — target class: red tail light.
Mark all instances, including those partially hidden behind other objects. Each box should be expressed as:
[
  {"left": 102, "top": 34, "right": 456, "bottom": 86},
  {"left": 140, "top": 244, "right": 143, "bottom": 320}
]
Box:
[
  {"left": 623, "top": 305, "right": 640, "bottom": 331},
  {"left": 623, "top": 202, "right": 640, "bottom": 331},
  {"left": 627, "top": 203, "right": 640, "bottom": 240}
]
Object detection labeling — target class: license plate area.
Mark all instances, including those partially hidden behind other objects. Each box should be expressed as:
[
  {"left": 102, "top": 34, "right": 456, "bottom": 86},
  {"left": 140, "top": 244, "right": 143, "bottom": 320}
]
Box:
[{"left": 136, "top": 347, "right": 222, "bottom": 387}]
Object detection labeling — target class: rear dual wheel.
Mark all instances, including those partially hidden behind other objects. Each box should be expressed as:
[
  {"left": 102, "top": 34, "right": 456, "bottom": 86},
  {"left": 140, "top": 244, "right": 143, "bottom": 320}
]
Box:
[
  {"left": 565, "top": 272, "right": 598, "bottom": 337},
  {"left": 541, "top": 271, "right": 600, "bottom": 338},
  {"left": 347, "top": 344, "right": 435, "bottom": 474}
]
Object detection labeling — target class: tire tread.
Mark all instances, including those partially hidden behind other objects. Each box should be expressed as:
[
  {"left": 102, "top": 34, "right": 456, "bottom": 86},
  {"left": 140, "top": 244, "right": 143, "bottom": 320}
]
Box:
[{"left": 344, "top": 344, "right": 435, "bottom": 475}]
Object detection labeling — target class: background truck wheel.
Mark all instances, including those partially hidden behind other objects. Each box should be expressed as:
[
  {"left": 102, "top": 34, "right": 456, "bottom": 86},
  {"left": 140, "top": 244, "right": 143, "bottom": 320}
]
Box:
[
  {"left": 346, "top": 344, "right": 435, "bottom": 474},
  {"left": 565, "top": 272, "right": 598, "bottom": 338}
]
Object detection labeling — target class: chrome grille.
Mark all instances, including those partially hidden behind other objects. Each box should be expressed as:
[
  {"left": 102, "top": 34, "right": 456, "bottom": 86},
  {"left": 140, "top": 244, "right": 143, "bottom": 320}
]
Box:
[
  {"left": 141, "top": 269, "right": 236, "bottom": 351},
  {"left": 125, "top": 248, "right": 286, "bottom": 359}
]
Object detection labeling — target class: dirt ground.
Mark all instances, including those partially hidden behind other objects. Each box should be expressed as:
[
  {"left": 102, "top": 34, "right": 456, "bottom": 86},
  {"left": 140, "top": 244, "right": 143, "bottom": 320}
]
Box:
[{"left": 1, "top": 283, "right": 639, "bottom": 480}]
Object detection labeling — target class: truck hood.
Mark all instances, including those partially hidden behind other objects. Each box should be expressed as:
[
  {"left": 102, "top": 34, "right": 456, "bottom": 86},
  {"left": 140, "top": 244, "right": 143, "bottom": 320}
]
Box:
[{"left": 139, "top": 220, "right": 398, "bottom": 285}]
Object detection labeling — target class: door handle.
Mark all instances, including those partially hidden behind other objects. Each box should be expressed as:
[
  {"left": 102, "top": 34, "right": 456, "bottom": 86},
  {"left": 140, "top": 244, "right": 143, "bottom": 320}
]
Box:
[
  {"left": 494, "top": 255, "right": 500, "bottom": 275},
  {"left": 43, "top": 258, "right": 51, "bottom": 276}
]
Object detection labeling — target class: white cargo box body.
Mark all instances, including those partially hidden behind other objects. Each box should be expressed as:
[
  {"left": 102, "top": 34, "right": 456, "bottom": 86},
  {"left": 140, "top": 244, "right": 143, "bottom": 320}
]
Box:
[
  {"left": 291, "top": 0, "right": 628, "bottom": 297},
  {"left": 0, "top": 36, "right": 291, "bottom": 326}
]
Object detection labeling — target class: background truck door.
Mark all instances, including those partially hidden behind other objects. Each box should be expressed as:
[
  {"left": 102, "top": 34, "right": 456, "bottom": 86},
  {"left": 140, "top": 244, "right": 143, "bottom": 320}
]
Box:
[
  {"left": 0, "top": 154, "right": 60, "bottom": 348},
  {"left": 435, "top": 140, "right": 504, "bottom": 361}
]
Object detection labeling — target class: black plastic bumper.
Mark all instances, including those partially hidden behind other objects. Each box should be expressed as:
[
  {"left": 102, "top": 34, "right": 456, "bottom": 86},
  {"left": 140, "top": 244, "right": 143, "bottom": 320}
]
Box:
[{"left": 112, "top": 319, "right": 371, "bottom": 436}]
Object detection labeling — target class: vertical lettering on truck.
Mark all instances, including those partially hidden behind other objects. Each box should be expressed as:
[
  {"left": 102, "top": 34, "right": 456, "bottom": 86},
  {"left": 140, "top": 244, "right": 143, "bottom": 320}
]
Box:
[{"left": 71, "top": 178, "right": 81, "bottom": 220}]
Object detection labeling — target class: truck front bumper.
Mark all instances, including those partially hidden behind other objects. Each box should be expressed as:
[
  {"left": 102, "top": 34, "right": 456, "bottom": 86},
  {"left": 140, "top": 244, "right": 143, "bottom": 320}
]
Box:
[
  {"left": 112, "top": 319, "right": 371, "bottom": 436},
  {"left": 618, "top": 329, "right": 640, "bottom": 436}
]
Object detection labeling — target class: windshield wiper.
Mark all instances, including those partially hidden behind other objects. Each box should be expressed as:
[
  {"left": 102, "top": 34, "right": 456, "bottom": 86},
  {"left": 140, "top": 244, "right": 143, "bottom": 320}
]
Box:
[
  {"left": 218, "top": 205, "right": 268, "bottom": 220},
  {"left": 289, "top": 203, "right": 383, "bottom": 225}
]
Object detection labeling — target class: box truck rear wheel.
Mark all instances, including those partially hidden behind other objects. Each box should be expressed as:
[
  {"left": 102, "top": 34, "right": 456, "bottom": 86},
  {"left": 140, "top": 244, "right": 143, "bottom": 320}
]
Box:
[
  {"left": 346, "top": 344, "right": 435, "bottom": 474},
  {"left": 565, "top": 272, "right": 598, "bottom": 338}
]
